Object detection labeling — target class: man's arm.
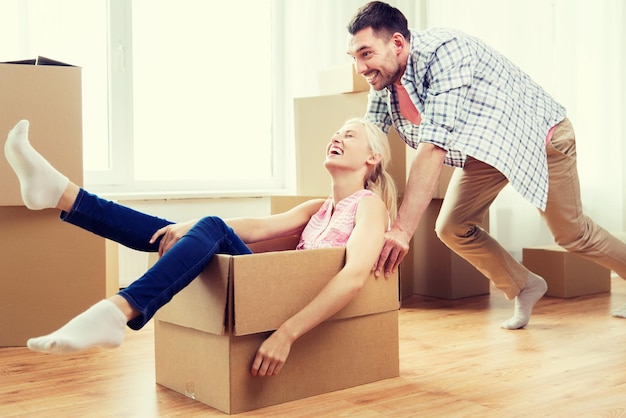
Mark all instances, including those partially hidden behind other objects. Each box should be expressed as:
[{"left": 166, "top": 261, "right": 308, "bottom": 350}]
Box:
[{"left": 374, "top": 142, "right": 447, "bottom": 277}]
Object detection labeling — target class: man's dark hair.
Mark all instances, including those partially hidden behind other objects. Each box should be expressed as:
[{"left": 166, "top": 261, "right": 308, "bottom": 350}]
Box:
[{"left": 347, "top": 1, "right": 410, "bottom": 40}]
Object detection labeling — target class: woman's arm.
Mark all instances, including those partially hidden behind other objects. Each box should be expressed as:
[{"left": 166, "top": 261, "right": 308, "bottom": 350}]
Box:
[
  {"left": 250, "top": 195, "right": 389, "bottom": 377},
  {"left": 226, "top": 199, "right": 325, "bottom": 244},
  {"left": 150, "top": 199, "right": 325, "bottom": 256}
]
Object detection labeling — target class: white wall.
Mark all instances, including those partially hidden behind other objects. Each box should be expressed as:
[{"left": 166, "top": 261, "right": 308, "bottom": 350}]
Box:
[
  {"left": 117, "top": 0, "right": 626, "bottom": 284},
  {"left": 282, "top": 0, "right": 625, "bottom": 259},
  {"left": 425, "top": 0, "right": 626, "bottom": 259}
]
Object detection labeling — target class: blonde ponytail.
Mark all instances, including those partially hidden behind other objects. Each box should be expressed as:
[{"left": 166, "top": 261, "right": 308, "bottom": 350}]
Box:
[{"left": 347, "top": 118, "right": 398, "bottom": 222}]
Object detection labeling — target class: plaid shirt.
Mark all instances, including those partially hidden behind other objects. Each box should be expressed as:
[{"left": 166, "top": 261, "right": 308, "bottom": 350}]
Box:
[{"left": 365, "top": 28, "right": 566, "bottom": 210}]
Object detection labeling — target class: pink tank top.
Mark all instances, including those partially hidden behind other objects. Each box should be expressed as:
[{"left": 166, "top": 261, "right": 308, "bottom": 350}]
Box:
[{"left": 297, "top": 189, "right": 375, "bottom": 250}]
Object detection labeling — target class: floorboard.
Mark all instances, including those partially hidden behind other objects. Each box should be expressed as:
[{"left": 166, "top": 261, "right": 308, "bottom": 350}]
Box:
[{"left": 2, "top": 275, "right": 626, "bottom": 417}]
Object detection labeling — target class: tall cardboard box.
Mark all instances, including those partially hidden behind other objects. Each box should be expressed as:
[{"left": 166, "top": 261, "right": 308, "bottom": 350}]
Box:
[
  {"left": 293, "top": 92, "right": 407, "bottom": 197},
  {"left": 154, "top": 237, "right": 400, "bottom": 414},
  {"left": 523, "top": 246, "right": 611, "bottom": 298},
  {"left": 412, "top": 199, "right": 490, "bottom": 299},
  {"left": 0, "top": 57, "right": 114, "bottom": 346},
  {"left": 293, "top": 92, "right": 457, "bottom": 299},
  {"left": 318, "top": 63, "right": 370, "bottom": 95},
  {"left": 0, "top": 57, "right": 84, "bottom": 206},
  {"left": 269, "top": 195, "right": 324, "bottom": 215}
]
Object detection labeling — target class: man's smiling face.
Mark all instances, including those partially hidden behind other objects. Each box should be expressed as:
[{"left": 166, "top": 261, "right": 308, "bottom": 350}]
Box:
[{"left": 347, "top": 27, "right": 403, "bottom": 90}]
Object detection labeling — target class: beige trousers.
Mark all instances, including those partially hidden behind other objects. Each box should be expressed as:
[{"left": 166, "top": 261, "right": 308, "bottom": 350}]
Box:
[{"left": 435, "top": 118, "right": 626, "bottom": 299}]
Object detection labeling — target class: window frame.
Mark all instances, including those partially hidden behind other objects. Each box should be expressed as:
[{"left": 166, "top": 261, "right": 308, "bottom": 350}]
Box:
[{"left": 85, "top": 0, "right": 288, "bottom": 199}]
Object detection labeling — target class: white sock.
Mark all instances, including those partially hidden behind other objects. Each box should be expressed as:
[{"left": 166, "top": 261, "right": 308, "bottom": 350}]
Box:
[
  {"left": 611, "top": 304, "right": 626, "bottom": 318},
  {"left": 500, "top": 273, "right": 547, "bottom": 330},
  {"left": 27, "top": 300, "right": 127, "bottom": 354},
  {"left": 4, "top": 119, "right": 69, "bottom": 210}
]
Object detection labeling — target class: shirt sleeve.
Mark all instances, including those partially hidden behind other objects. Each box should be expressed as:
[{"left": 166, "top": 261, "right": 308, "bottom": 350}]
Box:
[
  {"left": 418, "top": 36, "right": 473, "bottom": 152},
  {"left": 364, "top": 89, "right": 393, "bottom": 135}
]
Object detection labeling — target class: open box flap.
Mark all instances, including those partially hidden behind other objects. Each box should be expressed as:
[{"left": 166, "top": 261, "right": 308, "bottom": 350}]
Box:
[
  {"left": 232, "top": 247, "right": 399, "bottom": 336},
  {"left": 2, "top": 56, "right": 76, "bottom": 67},
  {"left": 155, "top": 255, "right": 231, "bottom": 335}
]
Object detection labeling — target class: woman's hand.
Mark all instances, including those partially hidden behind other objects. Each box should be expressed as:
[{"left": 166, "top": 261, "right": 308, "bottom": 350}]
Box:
[
  {"left": 250, "top": 327, "right": 294, "bottom": 377},
  {"left": 149, "top": 219, "right": 197, "bottom": 256}
]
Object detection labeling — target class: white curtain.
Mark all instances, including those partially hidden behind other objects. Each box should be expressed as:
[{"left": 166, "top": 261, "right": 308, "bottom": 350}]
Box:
[
  {"left": 426, "top": 0, "right": 625, "bottom": 258},
  {"left": 281, "top": 0, "right": 626, "bottom": 258}
]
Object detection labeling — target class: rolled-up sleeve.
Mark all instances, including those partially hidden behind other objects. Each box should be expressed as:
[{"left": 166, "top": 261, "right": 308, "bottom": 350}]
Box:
[
  {"left": 418, "top": 38, "right": 473, "bottom": 164},
  {"left": 365, "top": 89, "right": 393, "bottom": 134}
]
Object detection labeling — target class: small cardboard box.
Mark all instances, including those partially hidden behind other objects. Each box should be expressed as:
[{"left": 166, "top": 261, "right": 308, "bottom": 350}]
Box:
[
  {"left": 523, "top": 245, "right": 611, "bottom": 298},
  {"left": 319, "top": 63, "right": 370, "bottom": 95},
  {"left": 410, "top": 199, "right": 490, "bottom": 299},
  {"left": 0, "top": 57, "right": 83, "bottom": 207},
  {"left": 154, "top": 236, "right": 400, "bottom": 414}
]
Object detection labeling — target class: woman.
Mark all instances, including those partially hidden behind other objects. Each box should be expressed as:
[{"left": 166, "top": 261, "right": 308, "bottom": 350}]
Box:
[{"left": 4, "top": 117, "right": 397, "bottom": 377}]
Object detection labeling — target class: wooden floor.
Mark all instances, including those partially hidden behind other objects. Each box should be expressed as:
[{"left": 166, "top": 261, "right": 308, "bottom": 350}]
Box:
[{"left": 2, "top": 276, "right": 626, "bottom": 417}]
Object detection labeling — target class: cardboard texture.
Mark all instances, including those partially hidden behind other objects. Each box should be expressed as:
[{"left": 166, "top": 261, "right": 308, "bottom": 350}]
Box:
[
  {"left": 0, "top": 57, "right": 114, "bottom": 346},
  {"left": 318, "top": 63, "right": 370, "bottom": 95},
  {"left": 154, "top": 238, "right": 400, "bottom": 414},
  {"left": 411, "top": 199, "right": 490, "bottom": 299},
  {"left": 0, "top": 208, "right": 113, "bottom": 346},
  {"left": 407, "top": 151, "right": 454, "bottom": 199},
  {"left": 0, "top": 57, "right": 83, "bottom": 207},
  {"left": 293, "top": 92, "right": 407, "bottom": 197},
  {"left": 269, "top": 195, "right": 325, "bottom": 215},
  {"left": 293, "top": 91, "right": 454, "bottom": 299},
  {"left": 523, "top": 246, "right": 611, "bottom": 298}
]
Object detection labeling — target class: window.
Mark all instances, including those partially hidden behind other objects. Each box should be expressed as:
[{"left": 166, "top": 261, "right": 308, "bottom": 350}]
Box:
[
  {"left": 0, "top": 0, "right": 109, "bottom": 172},
  {"left": 1, "top": 0, "right": 282, "bottom": 198}
]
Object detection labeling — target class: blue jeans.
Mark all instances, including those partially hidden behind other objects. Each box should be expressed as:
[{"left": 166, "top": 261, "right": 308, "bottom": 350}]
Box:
[{"left": 61, "top": 189, "right": 252, "bottom": 329}]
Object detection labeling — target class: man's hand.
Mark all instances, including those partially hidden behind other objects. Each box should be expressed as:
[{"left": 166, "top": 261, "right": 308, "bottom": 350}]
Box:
[
  {"left": 149, "top": 219, "right": 197, "bottom": 256},
  {"left": 374, "top": 226, "right": 411, "bottom": 278},
  {"left": 250, "top": 329, "right": 293, "bottom": 377}
]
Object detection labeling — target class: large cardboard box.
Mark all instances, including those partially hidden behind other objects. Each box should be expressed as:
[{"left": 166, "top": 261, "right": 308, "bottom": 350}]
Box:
[
  {"left": 293, "top": 92, "right": 453, "bottom": 299},
  {"left": 318, "top": 63, "right": 370, "bottom": 95},
  {"left": 0, "top": 57, "right": 83, "bottom": 207},
  {"left": 411, "top": 199, "right": 490, "bottom": 299},
  {"left": 293, "top": 92, "right": 453, "bottom": 200},
  {"left": 269, "top": 195, "right": 324, "bottom": 215},
  {"left": 294, "top": 92, "right": 407, "bottom": 197},
  {"left": 523, "top": 246, "right": 611, "bottom": 298},
  {"left": 0, "top": 57, "right": 114, "bottom": 346},
  {"left": 154, "top": 237, "right": 400, "bottom": 414},
  {"left": 406, "top": 149, "right": 455, "bottom": 199},
  {"left": 0, "top": 208, "right": 115, "bottom": 346}
]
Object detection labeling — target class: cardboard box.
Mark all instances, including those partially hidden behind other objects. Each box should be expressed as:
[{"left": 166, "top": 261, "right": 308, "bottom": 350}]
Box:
[
  {"left": 406, "top": 149, "right": 455, "bottom": 199},
  {"left": 293, "top": 91, "right": 453, "bottom": 200},
  {"left": 293, "top": 93, "right": 454, "bottom": 299},
  {"left": 269, "top": 195, "right": 325, "bottom": 215},
  {"left": 294, "top": 92, "right": 407, "bottom": 197},
  {"left": 0, "top": 57, "right": 83, "bottom": 207},
  {"left": 319, "top": 63, "right": 370, "bottom": 95},
  {"left": 0, "top": 208, "right": 115, "bottom": 346},
  {"left": 410, "top": 199, "right": 490, "bottom": 299},
  {"left": 523, "top": 245, "right": 611, "bottom": 298},
  {"left": 154, "top": 236, "right": 400, "bottom": 414},
  {"left": 0, "top": 57, "right": 115, "bottom": 346}
]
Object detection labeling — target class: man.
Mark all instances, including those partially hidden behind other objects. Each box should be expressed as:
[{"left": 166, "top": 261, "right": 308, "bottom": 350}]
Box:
[{"left": 347, "top": 1, "right": 626, "bottom": 329}]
